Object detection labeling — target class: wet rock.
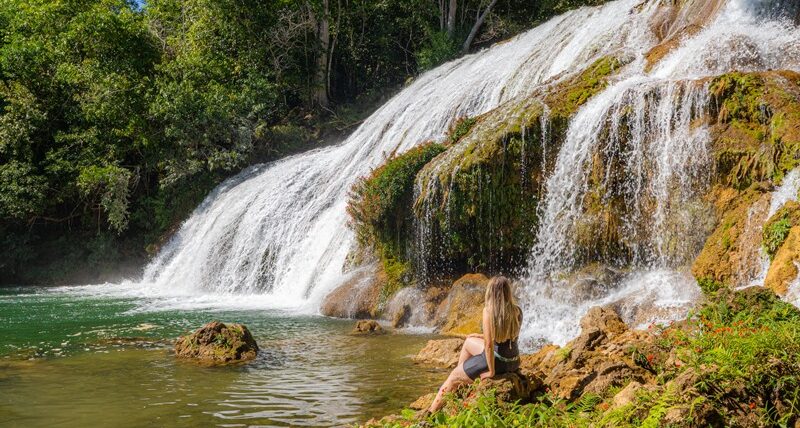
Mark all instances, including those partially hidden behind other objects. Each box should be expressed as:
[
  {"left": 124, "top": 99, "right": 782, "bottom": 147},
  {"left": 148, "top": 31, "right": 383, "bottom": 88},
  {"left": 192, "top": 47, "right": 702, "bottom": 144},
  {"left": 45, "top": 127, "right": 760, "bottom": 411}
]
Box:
[
  {"left": 412, "top": 338, "right": 464, "bottom": 368},
  {"left": 765, "top": 226, "right": 800, "bottom": 295},
  {"left": 567, "top": 264, "right": 623, "bottom": 301},
  {"left": 391, "top": 304, "right": 412, "bottom": 328},
  {"left": 434, "top": 274, "right": 488, "bottom": 336},
  {"left": 174, "top": 321, "right": 258, "bottom": 364},
  {"left": 320, "top": 267, "right": 382, "bottom": 319},
  {"left": 579, "top": 306, "right": 628, "bottom": 339},
  {"left": 351, "top": 320, "right": 385, "bottom": 335}
]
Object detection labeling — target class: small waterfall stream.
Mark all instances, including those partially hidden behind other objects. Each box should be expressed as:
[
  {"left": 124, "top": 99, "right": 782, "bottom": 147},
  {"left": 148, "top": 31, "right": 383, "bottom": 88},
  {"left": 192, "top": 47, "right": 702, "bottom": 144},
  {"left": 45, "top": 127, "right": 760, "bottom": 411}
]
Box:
[{"left": 520, "top": 0, "right": 800, "bottom": 345}]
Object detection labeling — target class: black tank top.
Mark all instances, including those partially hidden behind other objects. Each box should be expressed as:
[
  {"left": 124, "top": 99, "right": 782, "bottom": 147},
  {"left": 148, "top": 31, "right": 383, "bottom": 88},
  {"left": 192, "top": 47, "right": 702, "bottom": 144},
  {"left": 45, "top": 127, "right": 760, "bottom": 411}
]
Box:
[{"left": 492, "top": 307, "right": 522, "bottom": 361}]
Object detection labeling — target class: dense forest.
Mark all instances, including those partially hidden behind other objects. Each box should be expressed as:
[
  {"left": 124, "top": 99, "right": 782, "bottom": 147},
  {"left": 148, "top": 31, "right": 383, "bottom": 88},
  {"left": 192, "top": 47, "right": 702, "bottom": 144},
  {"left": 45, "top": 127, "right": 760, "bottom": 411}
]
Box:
[{"left": 0, "top": 0, "right": 607, "bottom": 284}]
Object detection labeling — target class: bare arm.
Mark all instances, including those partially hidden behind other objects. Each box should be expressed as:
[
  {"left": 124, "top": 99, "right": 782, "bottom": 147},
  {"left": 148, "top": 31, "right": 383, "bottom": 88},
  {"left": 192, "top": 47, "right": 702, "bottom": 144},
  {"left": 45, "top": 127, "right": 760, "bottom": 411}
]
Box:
[{"left": 482, "top": 307, "right": 495, "bottom": 378}]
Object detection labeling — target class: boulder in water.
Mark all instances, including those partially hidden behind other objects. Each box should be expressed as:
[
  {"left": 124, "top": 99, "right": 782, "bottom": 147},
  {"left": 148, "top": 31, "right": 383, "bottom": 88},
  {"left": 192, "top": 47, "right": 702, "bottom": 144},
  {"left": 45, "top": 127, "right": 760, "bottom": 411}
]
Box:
[
  {"left": 352, "top": 320, "right": 385, "bottom": 335},
  {"left": 320, "top": 266, "right": 383, "bottom": 319},
  {"left": 174, "top": 321, "right": 258, "bottom": 365},
  {"left": 412, "top": 338, "right": 464, "bottom": 368}
]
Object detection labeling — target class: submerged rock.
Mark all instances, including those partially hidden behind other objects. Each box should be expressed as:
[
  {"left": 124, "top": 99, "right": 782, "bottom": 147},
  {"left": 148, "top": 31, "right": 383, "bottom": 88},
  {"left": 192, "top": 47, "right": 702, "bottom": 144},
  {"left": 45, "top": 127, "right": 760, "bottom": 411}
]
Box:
[
  {"left": 412, "top": 338, "right": 464, "bottom": 368},
  {"left": 174, "top": 321, "right": 258, "bottom": 365},
  {"left": 351, "top": 320, "right": 385, "bottom": 335}
]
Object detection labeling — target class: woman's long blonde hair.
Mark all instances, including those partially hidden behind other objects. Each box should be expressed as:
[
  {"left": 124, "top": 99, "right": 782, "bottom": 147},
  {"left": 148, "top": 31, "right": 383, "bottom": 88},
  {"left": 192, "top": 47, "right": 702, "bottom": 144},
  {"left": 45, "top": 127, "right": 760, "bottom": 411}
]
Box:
[{"left": 484, "top": 276, "right": 521, "bottom": 343}]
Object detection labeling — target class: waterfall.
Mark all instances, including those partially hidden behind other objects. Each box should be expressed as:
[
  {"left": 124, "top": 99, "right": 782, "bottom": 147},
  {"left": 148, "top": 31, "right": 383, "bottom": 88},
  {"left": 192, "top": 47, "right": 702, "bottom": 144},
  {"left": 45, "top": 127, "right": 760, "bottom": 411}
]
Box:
[
  {"left": 140, "top": 0, "right": 661, "bottom": 308},
  {"left": 521, "top": 0, "right": 800, "bottom": 345}
]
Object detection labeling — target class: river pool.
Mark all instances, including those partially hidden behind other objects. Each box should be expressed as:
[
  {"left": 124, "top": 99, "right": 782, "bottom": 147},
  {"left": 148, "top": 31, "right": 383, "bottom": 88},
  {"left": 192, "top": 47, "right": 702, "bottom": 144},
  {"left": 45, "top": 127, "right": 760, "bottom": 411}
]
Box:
[{"left": 0, "top": 286, "right": 442, "bottom": 427}]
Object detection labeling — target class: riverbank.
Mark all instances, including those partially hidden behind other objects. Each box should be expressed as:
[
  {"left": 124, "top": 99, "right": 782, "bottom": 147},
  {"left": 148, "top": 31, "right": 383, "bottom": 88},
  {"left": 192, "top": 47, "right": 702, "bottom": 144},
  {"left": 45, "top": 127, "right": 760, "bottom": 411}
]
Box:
[{"left": 365, "top": 286, "right": 800, "bottom": 427}]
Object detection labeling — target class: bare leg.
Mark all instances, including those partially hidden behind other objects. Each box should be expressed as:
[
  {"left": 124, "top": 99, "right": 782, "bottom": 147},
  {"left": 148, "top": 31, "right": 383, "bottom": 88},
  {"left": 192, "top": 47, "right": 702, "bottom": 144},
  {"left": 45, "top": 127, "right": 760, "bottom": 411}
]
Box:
[
  {"left": 457, "top": 337, "right": 485, "bottom": 367},
  {"left": 428, "top": 366, "right": 472, "bottom": 413}
]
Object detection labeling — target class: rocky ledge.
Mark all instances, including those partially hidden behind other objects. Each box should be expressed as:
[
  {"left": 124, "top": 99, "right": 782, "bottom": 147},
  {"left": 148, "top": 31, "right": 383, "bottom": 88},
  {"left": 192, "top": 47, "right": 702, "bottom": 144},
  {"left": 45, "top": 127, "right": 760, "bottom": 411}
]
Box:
[
  {"left": 174, "top": 321, "right": 259, "bottom": 365},
  {"left": 365, "top": 287, "right": 800, "bottom": 427}
]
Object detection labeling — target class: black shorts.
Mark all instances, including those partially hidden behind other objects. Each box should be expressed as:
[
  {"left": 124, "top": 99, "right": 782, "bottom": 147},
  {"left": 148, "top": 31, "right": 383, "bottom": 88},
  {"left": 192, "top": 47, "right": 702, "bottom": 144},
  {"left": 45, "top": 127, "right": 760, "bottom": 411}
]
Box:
[{"left": 463, "top": 352, "right": 520, "bottom": 380}]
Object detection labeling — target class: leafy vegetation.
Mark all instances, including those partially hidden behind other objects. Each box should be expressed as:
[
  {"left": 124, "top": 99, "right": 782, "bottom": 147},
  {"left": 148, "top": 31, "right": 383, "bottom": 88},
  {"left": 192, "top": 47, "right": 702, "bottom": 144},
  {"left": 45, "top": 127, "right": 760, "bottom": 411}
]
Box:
[
  {"left": 763, "top": 213, "right": 793, "bottom": 260},
  {"left": 347, "top": 143, "right": 446, "bottom": 295}
]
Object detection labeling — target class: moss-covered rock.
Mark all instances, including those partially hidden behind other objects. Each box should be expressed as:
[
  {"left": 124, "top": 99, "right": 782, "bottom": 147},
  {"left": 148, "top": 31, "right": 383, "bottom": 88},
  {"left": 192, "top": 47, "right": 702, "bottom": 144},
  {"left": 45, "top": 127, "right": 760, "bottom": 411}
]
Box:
[
  {"left": 174, "top": 321, "right": 258, "bottom": 365},
  {"left": 347, "top": 143, "right": 446, "bottom": 297},
  {"left": 765, "top": 226, "right": 800, "bottom": 295},
  {"left": 412, "top": 56, "right": 623, "bottom": 279},
  {"left": 692, "top": 184, "right": 771, "bottom": 290},
  {"left": 709, "top": 71, "right": 800, "bottom": 189}
]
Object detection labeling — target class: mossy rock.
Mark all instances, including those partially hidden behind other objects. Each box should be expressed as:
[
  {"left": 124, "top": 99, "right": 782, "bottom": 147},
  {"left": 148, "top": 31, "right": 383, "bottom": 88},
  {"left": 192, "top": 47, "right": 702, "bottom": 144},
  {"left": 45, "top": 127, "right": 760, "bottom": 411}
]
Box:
[
  {"left": 412, "top": 56, "right": 624, "bottom": 279},
  {"left": 174, "top": 321, "right": 259, "bottom": 365},
  {"left": 709, "top": 71, "right": 800, "bottom": 189},
  {"left": 764, "top": 226, "right": 800, "bottom": 295},
  {"left": 347, "top": 142, "right": 446, "bottom": 294},
  {"left": 692, "top": 184, "right": 771, "bottom": 291}
]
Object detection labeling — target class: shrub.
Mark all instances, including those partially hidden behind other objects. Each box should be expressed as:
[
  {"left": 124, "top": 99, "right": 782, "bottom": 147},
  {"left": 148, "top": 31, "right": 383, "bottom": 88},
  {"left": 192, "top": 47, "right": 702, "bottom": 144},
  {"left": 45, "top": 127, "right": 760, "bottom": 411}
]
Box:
[
  {"left": 763, "top": 213, "right": 792, "bottom": 259},
  {"left": 347, "top": 142, "right": 446, "bottom": 291}
]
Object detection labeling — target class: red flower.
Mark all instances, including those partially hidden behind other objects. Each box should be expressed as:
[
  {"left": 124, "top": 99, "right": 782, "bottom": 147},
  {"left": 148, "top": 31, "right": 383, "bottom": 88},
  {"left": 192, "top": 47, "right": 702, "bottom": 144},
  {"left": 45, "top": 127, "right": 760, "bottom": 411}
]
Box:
[{"left": 749, "top": 402, "right": 756, "bottom": 410}]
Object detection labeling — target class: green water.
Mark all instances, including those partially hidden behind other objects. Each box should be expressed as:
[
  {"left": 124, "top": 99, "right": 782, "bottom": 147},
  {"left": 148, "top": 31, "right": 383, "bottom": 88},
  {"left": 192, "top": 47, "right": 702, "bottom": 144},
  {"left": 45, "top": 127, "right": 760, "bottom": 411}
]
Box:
[{"left": 0, "top": 287, "right": 443, "bottom": 427}]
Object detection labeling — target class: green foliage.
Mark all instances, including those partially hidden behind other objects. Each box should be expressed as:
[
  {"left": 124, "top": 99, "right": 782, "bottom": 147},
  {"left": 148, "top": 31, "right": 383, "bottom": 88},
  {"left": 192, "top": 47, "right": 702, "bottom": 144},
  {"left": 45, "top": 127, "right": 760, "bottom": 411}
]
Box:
[
  {"left": 697, "top": 277, "right": 724, "bottom": 296},
  {"left": 416, "top": 31, "right": 460, "bottom": 72},
  {"left": 348, "top": 143, "right": 445, "bottom": 291},
  {"left": 449, "top": 117, "right": 477, "bottom": 144},
  {"left": 763, "top": 213, "right": 792, "bottom": 260}
]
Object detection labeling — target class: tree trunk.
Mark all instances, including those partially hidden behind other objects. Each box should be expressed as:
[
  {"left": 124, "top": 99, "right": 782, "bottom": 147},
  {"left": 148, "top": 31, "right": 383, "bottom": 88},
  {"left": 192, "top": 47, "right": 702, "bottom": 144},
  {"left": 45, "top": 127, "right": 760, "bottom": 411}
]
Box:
[
  {"left": 461, "top": 0, "right": 497, "bottom": 54},
  {"left": 446, "top": 0, "right": 457, "bottom": 37},
  {"left": 313, "top": 0, "right": 330, "bottom": 108}
]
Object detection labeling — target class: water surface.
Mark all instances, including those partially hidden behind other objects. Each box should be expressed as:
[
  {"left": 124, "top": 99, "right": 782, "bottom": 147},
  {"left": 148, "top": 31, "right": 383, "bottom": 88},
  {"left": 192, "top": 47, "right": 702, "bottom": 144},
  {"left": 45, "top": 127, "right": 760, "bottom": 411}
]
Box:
[{"left": 0, "top": 287, "right": 441, "bottom": 427}]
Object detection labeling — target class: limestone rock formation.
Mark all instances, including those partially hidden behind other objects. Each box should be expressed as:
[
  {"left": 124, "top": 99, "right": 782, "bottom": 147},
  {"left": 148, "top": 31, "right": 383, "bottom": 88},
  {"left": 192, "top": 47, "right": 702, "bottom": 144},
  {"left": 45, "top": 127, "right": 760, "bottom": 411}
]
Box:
[
  {"left": 320, "top": 266, "right": 383, "bottom": 319},
  {"left": 433, "top": 273, "right": 488, "bottom": 336},
  {"left": 412, "top": 338, "right": 464, "bottom": 368},
  {"left": 174, "top": 321, "right": 259, "bottom": 365}
]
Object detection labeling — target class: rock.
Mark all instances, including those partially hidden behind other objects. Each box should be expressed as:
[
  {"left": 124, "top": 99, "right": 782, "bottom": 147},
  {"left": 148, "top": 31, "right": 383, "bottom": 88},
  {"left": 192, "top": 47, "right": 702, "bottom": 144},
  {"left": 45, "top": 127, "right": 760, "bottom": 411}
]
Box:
[
  {"left": 583, "top": 361, "right": 643, "bottom": 395},
  {"left": 546, "top": 370, "right": 596, "bottom": 400},
  {"left": 579, "top": 306, "right": 628, "bottom": 339},
  {"left": 434, "top": 274, "right": 488, "bottom": 336},
  {"left": 765, "top": 226, "right": 800, "bottom": 295},
  {"left": 409, "top": 393, "right": 436, "bottom": 410},
  {"left": 567, "top": 264, "right": 623, "bottom": 301},
  {"left": 692, "top": 186, "right": 771, "bottom": 290},
  {"left": 520, "top": 344, "right": 560, "bottom": 379},
  {"left": 352, "top": 320, "right": 385, "bottom": 335},
  {"left": 320, "top": 267, "right": 383, "bottom": 319},
  {"left": 612, "top": 381, "right": 650, "bottom": 410},
  {"left": 391, "top": 304, "right": 412, "bottom": 328},
  {"left": 470, "top": 372, "right": 535, "bottom": 405},
  {"left": 174, "top": 321, "right": 258, "bottom": 364},
  {"left": 412, "top": 338, "right": 464, "bottom": 368}
]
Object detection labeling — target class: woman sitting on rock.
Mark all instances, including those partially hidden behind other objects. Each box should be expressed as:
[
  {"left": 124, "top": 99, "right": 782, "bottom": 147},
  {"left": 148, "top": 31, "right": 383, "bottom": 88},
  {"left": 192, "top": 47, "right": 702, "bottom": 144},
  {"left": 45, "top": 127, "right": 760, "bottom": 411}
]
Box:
[{"left": 426, "top": 275, "right": 522, "bottom": 413}]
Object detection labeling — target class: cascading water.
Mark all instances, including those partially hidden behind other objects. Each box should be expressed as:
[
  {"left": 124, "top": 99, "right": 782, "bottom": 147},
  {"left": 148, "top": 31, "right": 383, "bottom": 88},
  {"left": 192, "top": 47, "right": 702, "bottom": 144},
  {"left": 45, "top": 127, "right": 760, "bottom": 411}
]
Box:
[
  {"left": 138, "top": 0, "right": 663, "bottom": 309},
  {"left": 521, "top": 0, "right": 800, "bottom": 345}
]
